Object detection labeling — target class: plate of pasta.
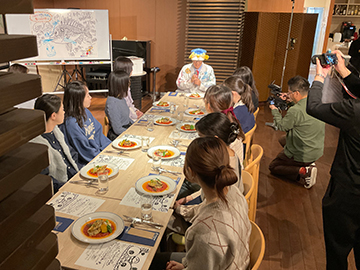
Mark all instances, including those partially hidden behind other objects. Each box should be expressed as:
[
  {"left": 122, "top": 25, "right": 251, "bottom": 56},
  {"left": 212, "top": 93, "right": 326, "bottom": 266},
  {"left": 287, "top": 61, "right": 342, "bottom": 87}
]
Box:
[
  {"left": 135, "top": 175, "right": 177, "bottom": 196},
  {"left": 153, "top": 101, "right": 170, "bottom": 107},
  {"left": 112, "top": 137, "right": 142, "bottom": 150}
]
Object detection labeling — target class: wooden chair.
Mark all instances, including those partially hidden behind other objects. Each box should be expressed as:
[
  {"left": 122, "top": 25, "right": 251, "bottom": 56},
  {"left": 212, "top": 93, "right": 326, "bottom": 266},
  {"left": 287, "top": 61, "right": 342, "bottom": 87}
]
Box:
[
  {"left": 242, "top": 170, "right": 254, "bottom": 211},
  {"left": 244, "top": 144, "right": 263, "bottom": 222},
  {"left": 243, "top": 124, "right": 257, "bottom": 167},
  {"left": 103, "top": 116, "right": 110, "bottom": 136},
  {"left": 249, "top": 220, "right": 265, "bottom": 270},
  {"left": 253, "top": 107, "right": 259, "bottom": 121}
]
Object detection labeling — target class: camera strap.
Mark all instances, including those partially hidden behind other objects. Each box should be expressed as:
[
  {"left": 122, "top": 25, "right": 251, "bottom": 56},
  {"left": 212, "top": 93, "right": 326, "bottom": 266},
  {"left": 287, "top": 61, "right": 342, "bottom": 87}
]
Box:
[{"left": 332, "top": 69, "right": 358, "bottom": 99}]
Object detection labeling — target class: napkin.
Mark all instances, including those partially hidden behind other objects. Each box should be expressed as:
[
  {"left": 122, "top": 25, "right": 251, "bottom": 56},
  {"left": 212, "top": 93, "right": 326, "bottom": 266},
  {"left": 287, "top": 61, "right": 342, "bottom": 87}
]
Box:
[
  {"left": 53, "top": 216, "right": 74, "bottom": 232},
  {"left": 117, "top": 226, "right": 159, "bottom": 247}
]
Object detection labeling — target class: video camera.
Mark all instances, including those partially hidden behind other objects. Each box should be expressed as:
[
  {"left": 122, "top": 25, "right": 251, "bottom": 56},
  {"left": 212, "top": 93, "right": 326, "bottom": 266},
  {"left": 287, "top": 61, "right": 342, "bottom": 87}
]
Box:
[
  {"left": 311, "top": 53, "right": 338, "bottom": 67},
  {"left": 267, "top": 81, "right": 290, "bottom": 111}
]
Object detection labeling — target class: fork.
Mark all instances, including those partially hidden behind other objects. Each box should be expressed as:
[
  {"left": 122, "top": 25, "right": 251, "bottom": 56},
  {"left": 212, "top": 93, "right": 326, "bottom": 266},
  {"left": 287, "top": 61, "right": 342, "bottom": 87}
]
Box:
[{"left": 104, "top": 150, "right": 129, "bottom": 156}]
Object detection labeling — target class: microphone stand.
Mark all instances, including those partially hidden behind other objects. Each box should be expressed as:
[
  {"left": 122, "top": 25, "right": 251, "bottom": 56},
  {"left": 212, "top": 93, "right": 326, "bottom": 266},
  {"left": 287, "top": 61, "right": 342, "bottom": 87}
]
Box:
[{"left": 266, "top": 0, "right": 295, "bottom": 130}]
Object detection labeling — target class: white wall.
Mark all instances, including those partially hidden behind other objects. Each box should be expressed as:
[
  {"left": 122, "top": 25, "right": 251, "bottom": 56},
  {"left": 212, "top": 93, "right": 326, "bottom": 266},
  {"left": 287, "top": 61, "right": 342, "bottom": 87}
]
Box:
[{"left": 304, "top": 0, "right": 331, "bottom": 54}]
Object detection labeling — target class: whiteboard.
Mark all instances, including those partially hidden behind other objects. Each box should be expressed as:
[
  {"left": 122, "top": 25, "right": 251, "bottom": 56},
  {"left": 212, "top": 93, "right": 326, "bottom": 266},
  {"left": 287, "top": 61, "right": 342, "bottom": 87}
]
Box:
[{"left": 6, "top": 9, "right": 110, "bottom": 61}]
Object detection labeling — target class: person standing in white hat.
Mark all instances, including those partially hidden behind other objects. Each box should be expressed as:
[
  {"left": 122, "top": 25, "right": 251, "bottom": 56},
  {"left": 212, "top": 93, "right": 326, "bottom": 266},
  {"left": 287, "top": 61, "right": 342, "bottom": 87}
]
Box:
[{"left": 176, "top": 48, "right": 216, "bottom": 92}]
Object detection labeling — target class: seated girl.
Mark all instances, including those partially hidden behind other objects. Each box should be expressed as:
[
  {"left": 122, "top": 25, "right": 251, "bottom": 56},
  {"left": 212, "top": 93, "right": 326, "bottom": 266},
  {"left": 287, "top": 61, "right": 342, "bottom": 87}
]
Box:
[
  {"left": 31, "top": 94, "right": 80, "bottom": 193},
  {"left": 204, "top": 84, "right": 245, "bottom": 161},
  {"left": 61, "top": 81, "right": 111, "bottom": 166},
  {"left": 224, "top": 75, "right": 256, "bottom": 133},
  {"left": 150, "top": 137, "right": 251, "bottom": 270},
  {"left": 233, "top": 66, "right": 259, "bottom": 110},
  {"left": 105, "top": 71, "right": 134, "bottom": 140},
  {"left": 113, "top": 56, "right": 143, "bottom": 121},
  {"left": 175, "top": 112, "right": 245, "bottom": 224}
]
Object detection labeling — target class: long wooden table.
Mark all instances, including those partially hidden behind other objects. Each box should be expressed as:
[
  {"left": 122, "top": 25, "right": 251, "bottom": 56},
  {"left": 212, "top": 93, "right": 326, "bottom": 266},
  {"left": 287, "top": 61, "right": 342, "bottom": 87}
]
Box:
[{"left": 54, "top": 92, "right": 205, "bottom": 269}]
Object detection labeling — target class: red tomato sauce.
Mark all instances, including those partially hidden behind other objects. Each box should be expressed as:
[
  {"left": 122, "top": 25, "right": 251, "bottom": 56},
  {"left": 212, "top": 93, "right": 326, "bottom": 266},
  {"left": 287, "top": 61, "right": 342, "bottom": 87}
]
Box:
[
  {"left": 119, "top": 141, "right": 137, "bottom": 147},
  {"left": 87, "top": 167, "right": 113, "bottom": 177},
  {"left": 154, "top": 150, "right": 174, "bottom": 158},
  {"left": 81, "top": 218, "right": 116, "bottom": 239},
  {"left": 142, "top": 180, "right": 169, "bottom": 193}
]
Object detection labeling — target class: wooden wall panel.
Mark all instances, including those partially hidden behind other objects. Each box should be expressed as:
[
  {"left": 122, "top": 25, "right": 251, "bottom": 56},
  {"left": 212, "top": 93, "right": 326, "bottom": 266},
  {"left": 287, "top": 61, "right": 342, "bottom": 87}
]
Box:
[
  {"left": 247, "top": 0, "right": 305, "bottom": 13},
  {"left": 155, "top": 0, "right": 179, "bottom": 92}
]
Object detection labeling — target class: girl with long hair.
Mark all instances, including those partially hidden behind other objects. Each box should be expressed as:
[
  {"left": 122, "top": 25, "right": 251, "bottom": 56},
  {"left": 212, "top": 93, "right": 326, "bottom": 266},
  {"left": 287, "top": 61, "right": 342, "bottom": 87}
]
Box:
[
  {"left": 204, "top": 84, "right": 245, "bottom": 160},
  {"left": 31, "top": 94, "right": 80, "bottom": 193},
  {"left": 61, "top": 81, "right": 111, "bottom": 165},
  {"left": 233, "top": 66, "right": 259, "bottom": 109},
  {"left": 151, "top": 137, "right": 250, "bottom": 270},
  {"left": 224, "top": 75, "right": 256, "bottom": 133},
  {"left": 105, "top": 70, "right": 134, "bottom": 140},
  {"left": 113, "top": 56, "right": 143, "bottom": 120}
]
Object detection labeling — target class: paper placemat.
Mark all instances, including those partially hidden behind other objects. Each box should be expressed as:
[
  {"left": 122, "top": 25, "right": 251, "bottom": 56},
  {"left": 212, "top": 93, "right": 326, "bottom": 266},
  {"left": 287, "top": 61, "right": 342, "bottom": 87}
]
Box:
[
  {"left": 123, "top": 134, "right": 155, "bottom": 144},
  {"left": 168, "top": 92, "right": 178, "bottom": 96},
  {"left": 94, "top": 155, "right": 134, "bottom": 170},
  {"left": 75, "top": 241, "right": 149, "bottom": 270},
  {"left": 48, "top": 191, "right": 105, "bottom": 217},
  {"left": 120, "top": 187, "right": 176, "bottom": 213},
  {"left": 148, "top": 152, "right": 186, "bottom": 168},
  {"left": 169, "top": 130, "right": 199, "bottom": 140}
]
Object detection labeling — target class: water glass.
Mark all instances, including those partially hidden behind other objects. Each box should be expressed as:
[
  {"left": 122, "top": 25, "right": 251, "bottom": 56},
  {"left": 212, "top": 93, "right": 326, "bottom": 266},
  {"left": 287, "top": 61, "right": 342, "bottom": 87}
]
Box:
[
  {"left": 170, "top": 103, "right": 176, "bottom": 115},
  {"left": 140, "top": 193, "right": 153, "bottom": 221},
  {"left": 183, "top": 95, "right": 189, "bottom": 108},
  {"left": 177, "top": 111, "right": 184, "bottom": 122},
  {"left": 142, "top": 136, "right": 150, "bottom": 152},
  {"left": 147, "top": 115, "right": 154, "bottom": 132},
  {"left": 152, "top": 152, "right": 162, "bottom": 168},
  {"left": 97, "top": 171, "right": 109, "bottom": 194},
  {"left": 173, "top": 130, "right": 181, "bottom": 141}
]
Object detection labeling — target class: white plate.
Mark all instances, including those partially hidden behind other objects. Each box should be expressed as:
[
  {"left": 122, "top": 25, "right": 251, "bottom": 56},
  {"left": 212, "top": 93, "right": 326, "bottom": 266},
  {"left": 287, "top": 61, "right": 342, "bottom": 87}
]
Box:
[
  {"left": 153, "top": 101, "right": 170, "bottom": 107},
  {"left": 176, "top": 122, "right": 196, "bottom": 133},
  {"left": 147, "top": 145, "right": 181, "bottom": 160},
  {"left": 80, "top": 162, "right": 119, "bottom": 180},
  {"left": 154, "top": 116, "right": 177, "bottom": 126},
  {"left": 186, "top": 92, "right": 204, "bottom": 99},
  {"left": 185, "top": 108, "right": 206, "bottom": 117},
  {"left": 112, "top": 137, "right": 142, "bottom": 150},
  {"left": 71, "top": 212, "right": 124, "bottom": 244},
  {"left": 135, "top": 175, "right": 177, "bottom": 196}
]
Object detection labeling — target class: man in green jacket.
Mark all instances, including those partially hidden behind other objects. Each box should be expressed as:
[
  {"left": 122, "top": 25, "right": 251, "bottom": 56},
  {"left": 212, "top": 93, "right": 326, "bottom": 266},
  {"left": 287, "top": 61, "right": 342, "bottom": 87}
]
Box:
[{"left": 269, "top": 75, "right": 325, "bottom": 188}]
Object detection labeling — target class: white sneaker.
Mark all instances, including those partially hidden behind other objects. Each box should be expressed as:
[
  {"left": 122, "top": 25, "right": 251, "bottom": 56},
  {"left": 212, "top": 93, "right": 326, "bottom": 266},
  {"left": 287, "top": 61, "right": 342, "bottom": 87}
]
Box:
[{"left": 303, "top": 164, "right": 317, "bottom": 189}]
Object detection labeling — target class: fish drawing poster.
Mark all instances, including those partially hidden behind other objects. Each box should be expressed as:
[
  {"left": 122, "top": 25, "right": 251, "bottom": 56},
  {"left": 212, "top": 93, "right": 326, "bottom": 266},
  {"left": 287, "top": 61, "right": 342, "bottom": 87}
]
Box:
[{"left": 29, "top": 10, "right": 98, "bottom": 59}]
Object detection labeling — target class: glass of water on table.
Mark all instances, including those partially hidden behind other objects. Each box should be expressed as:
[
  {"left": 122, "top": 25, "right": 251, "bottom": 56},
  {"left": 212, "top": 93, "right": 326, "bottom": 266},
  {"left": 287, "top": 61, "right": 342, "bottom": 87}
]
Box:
[
  {"left": 140, "top": 193, "right": 153, "bottom": 221},
  {"left": 97, "top": 171, "right": 109, "bottom": 194}
]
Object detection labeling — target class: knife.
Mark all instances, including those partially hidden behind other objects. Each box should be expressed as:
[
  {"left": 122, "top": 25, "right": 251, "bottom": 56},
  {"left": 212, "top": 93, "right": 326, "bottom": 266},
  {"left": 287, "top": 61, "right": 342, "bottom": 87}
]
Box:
[{"left": 123, "top": 215, "right": 163, "bottom": 228}]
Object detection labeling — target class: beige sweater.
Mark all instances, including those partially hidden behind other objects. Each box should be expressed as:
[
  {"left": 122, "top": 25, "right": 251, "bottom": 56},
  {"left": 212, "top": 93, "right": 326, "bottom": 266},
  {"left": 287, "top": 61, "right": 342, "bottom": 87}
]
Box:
[{"left": 182, "top": 186, "right": 251, "bottom": 270}]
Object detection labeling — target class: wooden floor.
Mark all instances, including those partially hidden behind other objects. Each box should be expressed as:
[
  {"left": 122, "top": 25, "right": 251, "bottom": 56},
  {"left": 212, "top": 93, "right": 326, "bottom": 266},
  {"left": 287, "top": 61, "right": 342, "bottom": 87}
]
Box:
[{"left": 89, "top": 94, "right": 356, "bottom": 270}]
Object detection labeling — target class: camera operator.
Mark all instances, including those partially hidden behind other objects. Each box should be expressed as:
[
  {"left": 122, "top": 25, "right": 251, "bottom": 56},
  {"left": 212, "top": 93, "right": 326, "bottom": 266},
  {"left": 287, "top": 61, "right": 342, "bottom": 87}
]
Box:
[
  {"left": 307, "top": 50, "right": 360, "bottom": 270},
  {"left": 268, "top": 75, "right": 325, "bottom": 188}
]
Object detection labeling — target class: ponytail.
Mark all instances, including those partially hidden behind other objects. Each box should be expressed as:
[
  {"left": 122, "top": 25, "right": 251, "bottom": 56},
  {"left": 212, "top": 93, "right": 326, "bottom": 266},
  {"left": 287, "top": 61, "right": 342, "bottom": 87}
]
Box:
[{"left": 242, "top": 83, "right": 255, "bottom": 113}]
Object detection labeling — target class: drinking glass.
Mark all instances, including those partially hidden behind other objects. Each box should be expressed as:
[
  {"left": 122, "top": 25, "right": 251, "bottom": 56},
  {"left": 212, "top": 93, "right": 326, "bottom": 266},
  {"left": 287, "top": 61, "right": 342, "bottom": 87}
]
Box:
[
  {"left": 170, "top": 103, "right": 176, "bottom": 115},
  {"left": 183, "top": 95, "right": 189, "bottom": 108},
  {"left": 141, "top": 136, "right": 150, "bottom": 152},
  {"left": 152, "top": 151, "right": 162, "bottom": 169},
  {"left": 97, "top": 171, "right": 109, "bottom": 194},
  {"left": 147, "top": 115, "right": 154, "bottom": 132},
  {"left": 177, "top": 111, "right": 184, "bottom": 122},
  {"left": 173, "top": 130, "right": 181, "bottom": 141},
  {"left": 140, "top": 194, "right": 153, "bottom": 221}
]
